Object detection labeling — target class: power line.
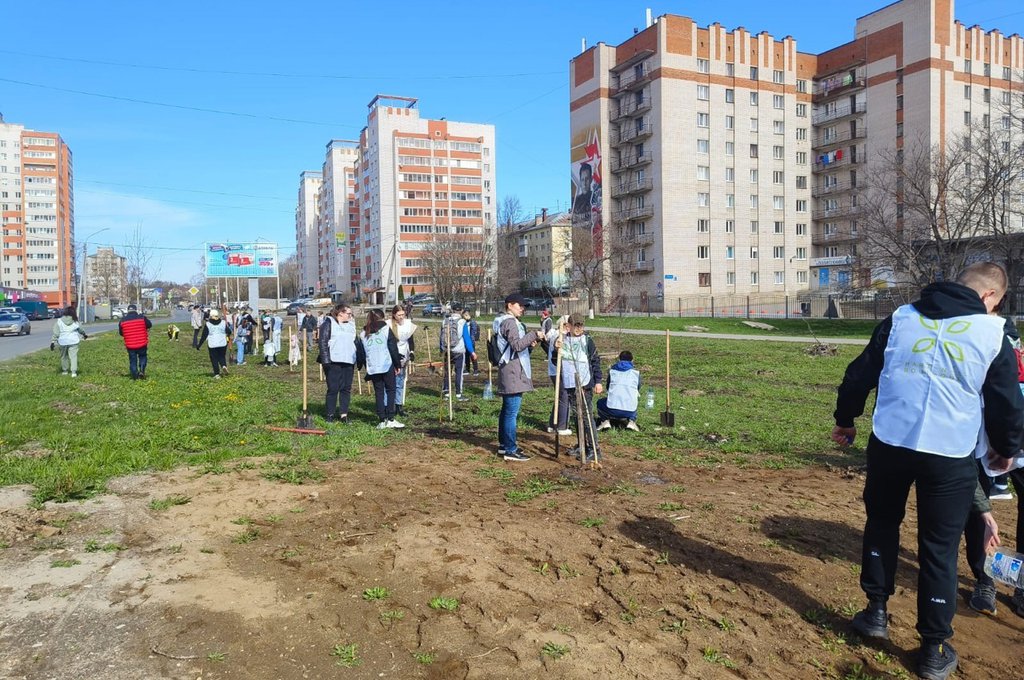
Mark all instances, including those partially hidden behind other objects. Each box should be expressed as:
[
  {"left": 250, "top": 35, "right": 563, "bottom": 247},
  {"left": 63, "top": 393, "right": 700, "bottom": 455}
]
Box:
[
  {"left": 0, "top": 48, "right": 563, "bottom": 81},
  {"left": 0, "top": 77, "right": 356, "bottom": 128}
]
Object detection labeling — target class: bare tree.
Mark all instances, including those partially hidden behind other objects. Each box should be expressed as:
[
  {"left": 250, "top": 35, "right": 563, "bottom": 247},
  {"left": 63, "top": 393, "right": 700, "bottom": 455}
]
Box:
[
  {"left": 278, "top": 252, "right": 301, "bottom": 300},
  {"left": 123, "top": 223, "right": 157, "bottom": 307},
  {"left": 422, "top": 232, "right": 488, "bottom": 303},
  {"left": 496, "top": 196, "right": 526, "bottom": 293}
]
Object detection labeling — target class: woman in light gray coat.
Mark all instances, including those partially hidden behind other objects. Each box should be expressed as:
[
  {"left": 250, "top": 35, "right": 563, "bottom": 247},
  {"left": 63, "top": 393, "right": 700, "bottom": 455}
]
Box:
[
  {"left": 50, "top": 306, "right": 87, "bottom": 377},
  {"left": 493, "top": 293, "right": 541, "bottom": 461}
]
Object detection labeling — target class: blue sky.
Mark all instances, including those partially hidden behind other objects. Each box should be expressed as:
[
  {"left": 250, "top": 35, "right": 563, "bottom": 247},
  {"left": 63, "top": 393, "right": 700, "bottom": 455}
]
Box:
[{"left": 1, "top": 0, "right": 1021, "bottom": 282}]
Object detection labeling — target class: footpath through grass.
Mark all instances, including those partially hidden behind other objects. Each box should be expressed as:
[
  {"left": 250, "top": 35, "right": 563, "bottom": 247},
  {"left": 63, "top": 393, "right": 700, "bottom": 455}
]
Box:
[{"left": 0, "top": 322, "right": 869, "bottom": 503}]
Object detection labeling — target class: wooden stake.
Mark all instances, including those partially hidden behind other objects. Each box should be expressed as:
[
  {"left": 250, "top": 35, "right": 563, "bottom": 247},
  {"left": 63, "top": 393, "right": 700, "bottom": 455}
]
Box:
[
  {"left": 553, "top": 333, "right": 563, "bottom": 458},
  {"left": 446, "top": 318, "right": 454, "bottom": 421}
]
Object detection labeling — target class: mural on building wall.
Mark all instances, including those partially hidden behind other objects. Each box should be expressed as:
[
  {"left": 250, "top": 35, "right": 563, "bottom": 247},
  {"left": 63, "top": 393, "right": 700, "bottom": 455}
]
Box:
[{"left": 570, "top": 126, "right": 603, "bottom": 253}]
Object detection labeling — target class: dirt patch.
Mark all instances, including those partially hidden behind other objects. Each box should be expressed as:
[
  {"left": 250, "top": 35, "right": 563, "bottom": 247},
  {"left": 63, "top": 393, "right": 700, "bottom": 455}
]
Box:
[{"left": 1, "top": 443, "right": 1022, "bottom": 679}]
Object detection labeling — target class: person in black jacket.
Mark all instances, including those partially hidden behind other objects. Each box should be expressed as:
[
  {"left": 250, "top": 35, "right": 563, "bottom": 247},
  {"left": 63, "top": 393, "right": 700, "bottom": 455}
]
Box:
[{"left": 832, "top": 262, "right": 1024, "bottom": 680}]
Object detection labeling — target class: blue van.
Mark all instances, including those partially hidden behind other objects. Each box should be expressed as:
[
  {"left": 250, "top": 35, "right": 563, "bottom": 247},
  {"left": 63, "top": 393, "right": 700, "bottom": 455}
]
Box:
[{"left": 12, "top": 300, "right": 50, "bottom": 320}]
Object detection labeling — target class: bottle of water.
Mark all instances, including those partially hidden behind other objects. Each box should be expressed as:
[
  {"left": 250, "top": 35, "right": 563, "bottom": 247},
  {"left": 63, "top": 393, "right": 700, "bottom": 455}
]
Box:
[
  {"left": 646, "top": 386, "right": 655, "bottom": 409},
  {"left": 482, "top": 381, "right": 494, "bottom": 400},
  {"left": 984, "top": 550, "right": 1024, "bottom": 588}
]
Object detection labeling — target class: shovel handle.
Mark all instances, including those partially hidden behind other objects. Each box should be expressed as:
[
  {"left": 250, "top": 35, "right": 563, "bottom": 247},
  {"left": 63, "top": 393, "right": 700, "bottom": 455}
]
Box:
[{"left": 665, "top": 329, "right": 670, "bottom": 410}]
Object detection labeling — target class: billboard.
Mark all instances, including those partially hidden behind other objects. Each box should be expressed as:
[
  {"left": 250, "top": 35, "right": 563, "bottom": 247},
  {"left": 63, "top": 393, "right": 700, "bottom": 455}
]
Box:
[
  {"left": 570, "top": 126, "right": 603, "bottom": 253},
  {"left": 205, "top": 242, "right": 278, "bottom": 278}
]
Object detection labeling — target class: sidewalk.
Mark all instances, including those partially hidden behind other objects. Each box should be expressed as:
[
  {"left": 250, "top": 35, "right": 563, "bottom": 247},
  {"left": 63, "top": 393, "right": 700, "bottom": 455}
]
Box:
[{"left": 586, "top": 325, "right": 869, "bottom": 345}]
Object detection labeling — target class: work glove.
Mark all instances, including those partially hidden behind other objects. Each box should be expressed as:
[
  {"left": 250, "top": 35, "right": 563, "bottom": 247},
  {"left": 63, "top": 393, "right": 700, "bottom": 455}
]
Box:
[
  {"left": 408, "top": 351, "right": 415, "bottom": 362},
  {"left": 50, "top": 343, "right": 55, "bottom": 351},
  {"left": 81, "top": 333, "right": 88, "bottom": 340}
]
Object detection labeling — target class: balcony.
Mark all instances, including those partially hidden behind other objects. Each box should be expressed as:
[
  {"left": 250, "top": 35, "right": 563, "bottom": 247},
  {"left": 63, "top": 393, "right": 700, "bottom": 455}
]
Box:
[
  {"left": 611, "top": 95, "right": 652, "bottom": 121},
  {"left": 611, "top": 152, "right": 654, "bottom": 173},
  {"left": 613, "top": 122, "right": 654, "bottom": 146},
  {"left": 614, "top": 63, "right": 651, "bottom": 94},
  {"left": 613, "top": 259, "right": 655, "bottom": 274},
  {"left": 812, "top": 75, "right": 866, "bottom": 101},
  {"left": 620, "top": 230, "right": 656, "bottom": 246},
  {"left": 611, "top": 178, "right": 654, "bottom": 198},
  {"left": 812, "top": 206, "right": 860, "bottom": 221},
  {"left": 612, "top": 205, "right": 655, "bottom": 222},
  {"left": 813, "top": 152, "right": 861, "bottom": 171},
  {"left": 812, "top": 101, "right": 867, "bottom": 125},
  {"left": 811, "top": 179, "right": 856, "bottom": 197},
  {"left": 812, "top": 126, "right": 867, "bottom": 149},
  {"left": 812, "top": 229, "right": 859, "bottom": 246}
]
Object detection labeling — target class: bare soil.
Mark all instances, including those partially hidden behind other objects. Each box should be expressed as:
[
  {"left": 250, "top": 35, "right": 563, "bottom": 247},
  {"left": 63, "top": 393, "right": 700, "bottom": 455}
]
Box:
[{"left": 2, "top": 441, "right": 1023, "bottom": 679}]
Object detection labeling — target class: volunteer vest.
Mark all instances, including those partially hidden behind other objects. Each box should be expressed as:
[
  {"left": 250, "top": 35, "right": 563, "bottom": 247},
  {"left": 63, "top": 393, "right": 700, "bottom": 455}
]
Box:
[
  {"left": 120, "top": 316, "right": 149, "bottom": 350},
  {"left": 205, "top": 320, "right": 229, "bottom": 348},
  {"left": 362, "top": 326, "right": 393, "bottom": 375},
  {"left": 392, "top": 319, "right": 415, "bottom": 358},
  {"left": 561, "top": 334, "right": 591, "bottom": 389},
  {"left": 327, "top": 319, "right": 357, "bottom": 364},
  {"left": 873, "top": 304, "right": 1006, "bottom": 457},
  {"left": 607, "top": 367, "right": 641, "bottom": 412},
  {"left": 494, "top": 314, "right": 531, "bottom": 378},
  {"left": 55, "top": 319, "right": 82, "bottom": 346}
]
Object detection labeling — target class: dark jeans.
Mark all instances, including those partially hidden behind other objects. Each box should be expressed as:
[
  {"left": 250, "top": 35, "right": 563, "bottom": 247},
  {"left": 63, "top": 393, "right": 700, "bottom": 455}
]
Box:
[
  {"left": 192, "top": 327, "right": 201, "bottom": 348},
  {"left": 324, "top": 363, "right": 354, "bottom": 418},
  {"left": 208, "top": 346, "right": 227, "bottom": 375},
  {"left": 369, "top": 370, "right": 397, "bottom": 421},
  {"left": 443, "top": 352, "right": 465, "bottom": 394},
  {"left": 596, "top": 397, "right": 637, "bottom": 422},
  {"left": 861, "top": 434, "right": 977, "bottom": 643},
  {"left": 127, "top": 346, "right": 148, "bottom": 378},
  {"left": 965, "top": 464, "right": 1024, "bottom": 582},
  {"left": 557, "top": 385, "right": 598, "bottom": 456},
  {"left": 469, "top": 352, "right": 479, "bottom": 373}
]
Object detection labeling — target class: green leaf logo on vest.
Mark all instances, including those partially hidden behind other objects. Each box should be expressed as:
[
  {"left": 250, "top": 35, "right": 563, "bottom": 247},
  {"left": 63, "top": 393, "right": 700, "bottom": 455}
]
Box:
[{"left": 913, "top": 314, "right": 966, "bottom": 362}]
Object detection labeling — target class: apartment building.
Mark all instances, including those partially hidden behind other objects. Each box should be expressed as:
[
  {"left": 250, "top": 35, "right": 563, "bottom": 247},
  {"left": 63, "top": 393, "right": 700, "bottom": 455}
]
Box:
[
  {"left": 569, "top": 0, "right": 1024, "bottom": 300},
  {"left": 0, "top": 115, "right": 74, "bottom": 307},
  {"left": 316, "top": 140, "right": 359, "bottom": 297},
  {"left": 85, "top": 246, "right": 127, "bottom": 303},
  {"left": 501, "top": 210, "right": 572, "bottom": 292},
  {"left": 295, "top": 171, "right": 321, "bottom": 295}
]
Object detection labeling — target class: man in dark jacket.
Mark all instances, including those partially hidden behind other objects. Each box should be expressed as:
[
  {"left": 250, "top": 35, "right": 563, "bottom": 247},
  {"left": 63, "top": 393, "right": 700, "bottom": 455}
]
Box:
[
  {"left": 118, "top": 304, "right": 153, "bottom": 380},
  {"left": 832, "top": 262, "right": 1024, "bottom": 680}
]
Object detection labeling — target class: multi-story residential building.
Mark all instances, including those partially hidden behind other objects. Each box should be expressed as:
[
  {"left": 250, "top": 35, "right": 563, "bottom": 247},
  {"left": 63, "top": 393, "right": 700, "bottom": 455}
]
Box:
[
  {"left": 85, "top": 246, "right": 127, "bottom": 304},
  {"left": 569, "top": 0, "right": 1024, "bottom": 302},
  {"left": 0, "top": 115, "right": 74, "bottom": 308},
  {"left": 296, "top": 97, "right": 496, "bottom": 303},
  {"left": 295, "top": 171, "right": 321, "bottom": 296},
  {"left": 501, "top": 209, "right": 572, "bottom": 292}
]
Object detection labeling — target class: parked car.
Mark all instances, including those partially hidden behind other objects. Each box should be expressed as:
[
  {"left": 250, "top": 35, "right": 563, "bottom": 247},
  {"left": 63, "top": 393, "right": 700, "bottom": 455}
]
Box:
[
  {"left": 111, "top": 308, "right": 126, "bottom": 319},
  {"left": 0, "top": 307, "right": 18, "bottom": 315},
  {"left": 420, "top": 303, "right": 444, "bottom": 317},
  {"left": 0, "top": 313, "right": 31, "bottom": 336}
]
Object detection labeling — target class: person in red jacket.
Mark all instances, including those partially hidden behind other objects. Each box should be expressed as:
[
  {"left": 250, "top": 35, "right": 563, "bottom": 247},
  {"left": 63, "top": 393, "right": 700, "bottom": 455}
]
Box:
[{"left": 118, "top": 304, "right": 153, "bottom": 380}]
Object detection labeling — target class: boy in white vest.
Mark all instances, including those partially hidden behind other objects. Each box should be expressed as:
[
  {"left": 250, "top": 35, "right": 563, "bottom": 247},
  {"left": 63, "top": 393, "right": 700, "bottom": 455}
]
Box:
[
  {"left": 441, "top": 302, "right": 475, "bottom": 401},
  {"left": 552, "top": 314, "right": 603, "bottom": 463},
  {"left": 596, "top": 350, "right": 641, "bottom": 431},
  {"left": 832, "top": 262, "right": 1024, "bottom": 680}
]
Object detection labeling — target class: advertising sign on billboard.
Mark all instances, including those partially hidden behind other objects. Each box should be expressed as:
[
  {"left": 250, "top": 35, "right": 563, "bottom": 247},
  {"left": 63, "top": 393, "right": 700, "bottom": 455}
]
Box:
[{"left": 205, "top": 242, "right": 278, "bottom": 278}]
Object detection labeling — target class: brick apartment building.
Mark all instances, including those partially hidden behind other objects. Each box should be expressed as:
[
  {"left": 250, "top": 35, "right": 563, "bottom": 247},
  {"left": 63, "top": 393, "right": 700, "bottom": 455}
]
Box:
[
  {"left": 0, "top": 115, "right": 74, "bottom": 308},
  {"left": 296, "top": 96, "right": 496, "bottom": 303},
  {"left": 569, "top": 0, "right": 1024, "bottom": 303}
]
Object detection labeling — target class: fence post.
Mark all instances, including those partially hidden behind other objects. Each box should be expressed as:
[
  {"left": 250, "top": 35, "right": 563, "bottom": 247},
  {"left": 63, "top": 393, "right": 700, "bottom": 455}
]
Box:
[
  {"left": 873, "top": 295, "right": 878, "bottom": 320},
  {"left": 785, "top": 295, "right": 789, "bottom": 320},
  {"left": 677, "top": 297, "right": 681, "bottom": 317},
  {"left": 746, "top": 296, "right": 750, "bottom": 319},
  {"left": 711, "top": 296, "right": 715, "bottom": 318}
]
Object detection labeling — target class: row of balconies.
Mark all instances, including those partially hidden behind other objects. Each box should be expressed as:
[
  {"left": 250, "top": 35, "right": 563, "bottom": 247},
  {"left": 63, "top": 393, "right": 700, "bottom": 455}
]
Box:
[
  {"left": 610, "top": 152, "right": 654, "bottom": 173},
  {"left": 613, "top": 64, "right": 651, "bottom": 94},
  {"left": 611, "top": 95, "right": 653, "bottom": 122},
  {"left": 812, "top": 101, "right": 867, "bottom": 125},
  {"left": 613, "top": 122, "right": 654, "bottom": 146},
  {"left": 812, "top": 126, "right": 867, "bottom": 149},
  {"left": 812, "top": 76, "right": 866, "bottom": 101},
  {"left": 612, "top": 205, "right": 655, "bottom": 222},
  {"left": 611, "top": 178, "right": 654, "bottom": 198},
  {"left": 811, "top": 229, "right": 859, "bottom": 246},
  {"left": 811, "top": 179, "right": 857, "bottom": 197},
  {"left": 612, "top": 260, "right": 655, "bottom": 274},
  {"left": 813, "top": 152, "right": 861, "bottom": 171},
  {"left": 619, "top": 230, "right": 656, "bottom": 246}
]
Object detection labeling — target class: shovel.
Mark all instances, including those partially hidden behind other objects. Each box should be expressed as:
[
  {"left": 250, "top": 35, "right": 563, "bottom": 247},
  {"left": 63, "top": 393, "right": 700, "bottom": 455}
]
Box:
[
  {"left": 297, "top": 332, "right": 314, "bottom": 429},
  {"left": 660, "top": 329, "right": 675, "bottom": 427},
  {"left": 424, "top": 326, "right": 438, "bottom": 374}
]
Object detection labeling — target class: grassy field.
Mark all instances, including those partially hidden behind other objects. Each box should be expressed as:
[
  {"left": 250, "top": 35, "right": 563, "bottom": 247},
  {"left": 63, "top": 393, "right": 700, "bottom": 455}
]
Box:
[
  {"left": 0, "top": 324, "right": 870, "bottom": 503},
  {"left": 491, "top": 314, "right": 881, "bottom": 338}
]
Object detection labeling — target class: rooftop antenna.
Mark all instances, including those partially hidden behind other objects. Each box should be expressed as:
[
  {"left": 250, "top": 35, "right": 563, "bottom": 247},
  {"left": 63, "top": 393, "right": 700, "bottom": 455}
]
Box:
[
  {"left": 581, "top": 38, "right": 587, "bottom": 52},
  {"left": 646, "top": 8, "right": 653, "bottom": 28}
]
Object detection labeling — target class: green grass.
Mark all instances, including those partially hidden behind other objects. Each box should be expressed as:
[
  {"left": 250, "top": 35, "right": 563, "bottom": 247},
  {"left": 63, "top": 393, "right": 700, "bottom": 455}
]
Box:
[
  {"left": 0, "top": 323, "right": 870, "bottom": 502},
  {"left": 330, "top": 643, "right": 360, "bottom": 668},
  {"left": 428, "top": 596, "right": 460, "bottom": 611},
  {"left": 362, "top": 587, "right": 391, "bottom": 601}
]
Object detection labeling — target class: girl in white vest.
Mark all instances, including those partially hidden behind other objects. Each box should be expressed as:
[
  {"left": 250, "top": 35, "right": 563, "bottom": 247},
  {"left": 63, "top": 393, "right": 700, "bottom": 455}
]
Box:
[
  {"left": 597, "top": 350, "right": 641, "bottom": 431},
  {"left": 545, "top": 315, "right": 570, "bottom": 433},
  {"left": 196, "top": 308, "right": 232, "bottom": 378},
  {"left": 318, "top": 304, "right": 357, "bottom": 424},
  {"left": 389, "top": 305, "right": 417, "bottom": 417},
  {"left": 357, "top": 309, "right": 405, "bottom": 429},
  {"left": 50, "top": 306, "right": 88, "bottom": 377},
  {"left": 552, "top": 314, "right": 603, "bottom": 461}
]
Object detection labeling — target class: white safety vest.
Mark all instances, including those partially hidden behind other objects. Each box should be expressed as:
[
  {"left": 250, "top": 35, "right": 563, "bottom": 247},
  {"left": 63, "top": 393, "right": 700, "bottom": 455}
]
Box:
[
  {"left": 362, "top": 325, "right": 393, "bottom": 375},
  {"left": 560, "top": 334, "right": 591, "bottom": 389},
  {"left": 54, "top": 319, "right": 82, "bottom": 346},
  {"left": 393, "top": 319, "right": 416, "bottom": 359},
  {"left": 205, "top": 320, "right": 229, "bottom": 348},
  {"left": 327, "top": 319, "right": 357, "bottom": 364},
  {"left": 607, "top": 367, "right": 641, "bottom": 412},
  {"left": 873, "top": 304, "right": 1006, "bottom": 457},
  {"left": 494, "top": 314, "right": 530, "bottom": 377}
]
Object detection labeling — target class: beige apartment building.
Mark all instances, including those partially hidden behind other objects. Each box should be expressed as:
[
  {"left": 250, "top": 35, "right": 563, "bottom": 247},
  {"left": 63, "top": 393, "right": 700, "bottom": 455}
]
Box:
[
  {"left": 569, "top": 0, "right": 1024, "bottom": 302},
  {"left": 501, "top": 209, "right": 571, "bottom": 293},
  {"left": 295, "top": 170, "right": 321, "bottom": 296},
  {"left": 316, "top": 140, "right": 359, "bottom": 297},
  {"left": 85, "top": 246, "right": 127, "bottom": 303},
  {"left": 0, "top": 115, "right": 75, "bottom": 308}
]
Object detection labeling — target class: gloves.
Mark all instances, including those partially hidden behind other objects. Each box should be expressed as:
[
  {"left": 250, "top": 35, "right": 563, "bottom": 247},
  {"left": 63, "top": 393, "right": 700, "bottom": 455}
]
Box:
[
  {"left": 408, "top": 351, "right": 415, "bottom": 362},
  {"left": 81, "top": 333, "right": 88, "bottom": 340},
  {"left": 50, "top": 342, "right": 55, "bottom": 351}
]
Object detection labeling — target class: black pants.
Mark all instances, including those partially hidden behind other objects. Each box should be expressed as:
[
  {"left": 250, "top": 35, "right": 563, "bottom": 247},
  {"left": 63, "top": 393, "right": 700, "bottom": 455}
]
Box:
[
  {"left": 324, "top": 362, "right": 354, "bottom": 418},
  {"left": 192, "top": 327, "right": 201, "bottom": 348},
  {"left": 208, "top": 346, "right": 227, "bottom": 375},
  {"left": 442, "top": 352, "right": 465, "bottom": 394},
  {"left": 370, "top": 370, "right": 397, "bottom": 421},
  {"left": 965, "top": 464, "right": 1024, "bottom": 582},
  {"left": 861, "top": 434, "right": 977, "bottom": 643},
  {"left": 469, "top": 352, "right": 479, "bottom": 373}
]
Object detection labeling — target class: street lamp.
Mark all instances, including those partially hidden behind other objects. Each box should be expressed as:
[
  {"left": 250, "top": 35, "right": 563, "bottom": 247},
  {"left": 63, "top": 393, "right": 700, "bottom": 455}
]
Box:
[{"left": 79, "top": 227, "right": 110, "bottom": 323}]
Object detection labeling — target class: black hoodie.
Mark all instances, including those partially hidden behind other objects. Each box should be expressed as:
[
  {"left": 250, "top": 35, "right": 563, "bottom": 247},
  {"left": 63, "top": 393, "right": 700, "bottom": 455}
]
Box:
[{"left": 834, "top": 281, "right": 1024, "bottom": 458}]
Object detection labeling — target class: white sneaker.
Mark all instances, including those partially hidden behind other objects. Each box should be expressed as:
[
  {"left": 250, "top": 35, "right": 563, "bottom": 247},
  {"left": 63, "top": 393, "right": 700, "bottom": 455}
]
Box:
[
  {"left": 387, "top": 419, "right": 406, "bottom": 429},
  {"left": 626, "top": 420, "right": 640, "bottom": 432},
  {"left": 377, "top": 421, "right": 389, "bottom": 430},
  {"left": 61, "top": 371, "right": 69, "bottom": 376},
  {"left": 214, "top": 374, "right": 221, "bottom": 380},
  {"left": 556, "top": 428, "right": 572, "bottom": 436},
  {"left": 71, "top": 372, "right": 78, "bottom": 378},
  {"left": 597, "top": 420, "right": 612, "bottom": 431}
]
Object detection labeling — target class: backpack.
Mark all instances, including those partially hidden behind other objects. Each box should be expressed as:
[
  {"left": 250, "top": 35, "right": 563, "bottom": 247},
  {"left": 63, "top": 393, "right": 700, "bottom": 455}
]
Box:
[
  {"left": 487, "top": 316, "right": 515, "bottom": 367},
  {"left": 439, "top": 316, "right": 462, "bottom": 353}
]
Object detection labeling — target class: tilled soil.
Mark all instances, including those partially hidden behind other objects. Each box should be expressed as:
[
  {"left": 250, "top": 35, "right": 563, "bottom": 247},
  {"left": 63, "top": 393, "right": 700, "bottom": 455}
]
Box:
[{"left": 1, "top": 441, "right": 1023, "bottom": 679}]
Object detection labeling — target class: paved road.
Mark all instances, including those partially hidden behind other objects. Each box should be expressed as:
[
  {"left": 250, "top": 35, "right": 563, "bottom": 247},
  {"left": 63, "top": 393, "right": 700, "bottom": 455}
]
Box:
[{"left": 585, "top": 325, "right": 870, "bottom": 345}]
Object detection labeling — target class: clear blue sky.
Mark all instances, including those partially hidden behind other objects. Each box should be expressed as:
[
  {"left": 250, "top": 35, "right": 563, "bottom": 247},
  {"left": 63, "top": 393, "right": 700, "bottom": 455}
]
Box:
[{"left": 1, "top": 0, "right": 1021, "bottom": 283}]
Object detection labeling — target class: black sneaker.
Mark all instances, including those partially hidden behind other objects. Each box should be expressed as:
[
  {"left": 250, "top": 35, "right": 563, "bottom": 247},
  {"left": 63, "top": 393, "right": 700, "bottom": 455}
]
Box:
[
  {"left": 990, "top": 485, "right": 1013, "bottom": 501},
  {"left": 1012, "top": 587, "right": 1024, "bottom": 617},
  {"left": 918, "top": 642, "right": 957, "bottom": 680},
  {"left": 969, "top": 580, "right": 997, "bottom": 616},
  {"left": 851, "top": 606, "right": 889, "bottom": 640},
  {"left": 325, "top": 414, "right": 339, "bottom": 423},
  {"left": 503, "top": 450, "right": 530, "bottom": 462}
]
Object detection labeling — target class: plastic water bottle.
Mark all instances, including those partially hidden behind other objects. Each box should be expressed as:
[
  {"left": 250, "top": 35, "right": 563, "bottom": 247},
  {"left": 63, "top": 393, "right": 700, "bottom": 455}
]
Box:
[
  {"left": 646, "top": 386, "right": 655, "bottom": 409},
  {"left": 482, "top": 381, "right": 494, "bottom": 400},
  {"left": 984, "top": 550, "right": 1024, "bottom": 587}
]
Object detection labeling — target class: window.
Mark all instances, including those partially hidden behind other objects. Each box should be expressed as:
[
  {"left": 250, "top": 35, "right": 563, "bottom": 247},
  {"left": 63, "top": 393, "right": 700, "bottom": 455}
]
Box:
[
  {"left": 796, "top": 103, "right": 807, "bottom": 117},
  {"left": 796, "top": 223, "right": 807, "bottom": 236},
  {"left": 697, "top": 245, "right": 710, "bottom": 259},
  {"left": 773, "top": 170, "right": 784, "bottom": 184},
  {"left": 750, "top": 144, "right": 759, "bottom": 158},
  {"left": 750, "top": 195, "right": 758, "bottom": 209},
  {"left": 1003, "top": 116, "right": 1012, "bottom": 130},
  {"left": 796, "top": 151, "right": 808, "bottom": 164},
  {"left": 725, "top": 88, "right": 734, "bottom": 103},
  {"left": 964, "top": 59, "right": 972, "bottom": 73},
  {"left": 750, "top": 66, "right": 759, "bottom": 80},
  {"left": 774, "top": 271, "right": 785, "bottom": 285},
  {"left": 1003, "top": 66, "right": 1012, "bottom": 80},
  {"left": 773, "top": 196, "right": 784, "bottom": 210},
  {"left": 725, "top": 115, "right": 735, "bottom": 130},
  {"left": 697, "top": 112, "right": 709, "bottom": 127},
  {"left": 697, "top": 58, "right": 710, "bottom": 73},
  {"left": 984, "top": 63, "right": 991, "bottom": 77},
  {"left": 796, "top": 127, "right": 807, "bottom": 140},
  {"left": 726, "top": 193, "right": 735, "bottom": 208},
  {"left": 726, "top": 62, "right": 735, "bottom": 77},
  {"left": 697, "top": 218, "right": 710, "bottom": 232},
  {"left": 725, "top": 141, "right": 735, "bottom": 156},
  {"left": 697, "top": 138, "right": 710, "bottom": 153},
  {"left": 698, "top": 272, "right": 711, "bottom": 287},
  {"left": 697, "top": 165, "right": 710, "bottom": 180},
  {"left": 1003, "top": 91, "right": 1012, "bottom": 105},
  {"left": 725, "top": 167, "right": 735, "bottom": 182},
  {"left": 773, "top": 245, "right": 785, "bottom": 258},
  {"left": 796, "top": 270, "right": 808, "bottom": 283},
  {"left": 726, "top": 271, "right": 736, "bottom": 285},
  {"left": 750, "top": 92, "right": 759, "bottom": 106},
  {"left": 750, "top": 169, "right": 758, "bottom": 182},
  {"left": 725, "top": 220, "right": 735, "bottom": 233},
  {"left": 751, "top": 271, "right": 759, "bottom": 285},
  {"left": 896, "top": 122, "right": 903, "bottom": 138},
  {"left": 796, "top": 199, "right": 807, "bottom": 212},
  {"left": 750, "top": 220, "right": 759, "bottom": 233},
  {"left": 697, "top": 84, "right": 710, "bottom": 100},
  {"left": 773, "top": 145, "right": 784, "bottom": 160},
  {"left": 774, "top": 120, "right": 786, "bottom": 134},
  {"left": 964, "top": 111, "right": 971, "bottom": 125},
  {"left": 797, "top": 79, "right": 807, "bottom": 93},
  {"left": 795, "top": 247, "right": 807, "bottom": 259},
  {"left": 896, "top": 95, "right": 903, "bottom": 110},
  {"left": 750, "top": 118, "right": 759, "bottom": 132},
  {"left": 773, "top": 94, "right": 784, "bottom": 109},
  {"left": 964, "top": 85, "right": 971, "bottom": 99},
  {"left": 750, "top": 246, "right": 759, "bottom": 259},
  {"left": 773, "top": 70, "right": 784, "bottom": 84},
  {"left": 698, "top": 192, "right": 710, "bottom": 207},
  {"left": 726, "top": 246, "right": 735, "bottom": 259},
  {"left": 795, "top": 175, "right": 807, "bottom": 189}
]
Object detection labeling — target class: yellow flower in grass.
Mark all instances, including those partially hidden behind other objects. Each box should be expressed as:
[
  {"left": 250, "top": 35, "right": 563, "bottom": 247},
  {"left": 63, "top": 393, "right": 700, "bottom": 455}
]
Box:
[{"left": 224, "top": 393, "right": 239, "bottom": 402}]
